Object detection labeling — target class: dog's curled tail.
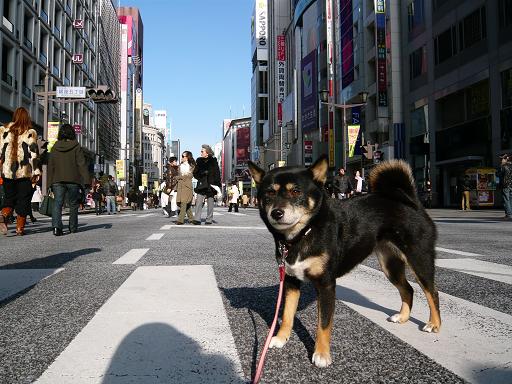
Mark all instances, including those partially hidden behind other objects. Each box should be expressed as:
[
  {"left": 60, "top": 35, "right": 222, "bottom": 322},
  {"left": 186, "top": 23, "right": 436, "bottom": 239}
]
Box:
[{"left": 369, "top": 160, "right": 419, "bottom": 209}]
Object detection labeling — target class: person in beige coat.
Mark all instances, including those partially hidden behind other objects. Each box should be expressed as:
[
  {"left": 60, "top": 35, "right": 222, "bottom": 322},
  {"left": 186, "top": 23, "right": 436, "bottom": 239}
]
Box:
[{"left": 175, "top": 150, "right": 195, "bottom": 225}]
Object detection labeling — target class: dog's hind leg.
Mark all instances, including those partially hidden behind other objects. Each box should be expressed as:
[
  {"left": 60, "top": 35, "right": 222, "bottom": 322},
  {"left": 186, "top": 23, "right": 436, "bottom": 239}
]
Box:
[
  {"left": 269, "top": 276, "right": 301, "bottom": 349},
  {"left": 312, "top": 282, "right": 335, "bottom": 368},
  {"left": 405, "top": 247, "right": 441, "bottom": 333},
  {"left": 376, "top": 242, "right": 414, "bottom": 324}
]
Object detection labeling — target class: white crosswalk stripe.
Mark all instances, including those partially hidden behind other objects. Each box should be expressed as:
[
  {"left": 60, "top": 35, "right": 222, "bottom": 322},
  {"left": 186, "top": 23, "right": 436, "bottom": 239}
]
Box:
[
  {"left": 436, "top": 258, "right": 512, "bottom": 284},
  {"left": 35, "top": 266, "right": 245, "bottom": 383},
  {"left": 337, "top": 265, "right": 512, "bottom": 384}
]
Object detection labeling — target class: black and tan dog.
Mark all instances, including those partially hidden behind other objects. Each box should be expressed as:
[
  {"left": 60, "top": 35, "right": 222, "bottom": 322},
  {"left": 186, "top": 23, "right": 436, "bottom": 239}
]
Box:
[{"left": 248, "top": 156, "right": 440, "bottom": 368}]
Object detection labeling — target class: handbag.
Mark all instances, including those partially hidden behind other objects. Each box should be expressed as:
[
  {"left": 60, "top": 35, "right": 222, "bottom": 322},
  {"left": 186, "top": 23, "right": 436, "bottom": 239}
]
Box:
[
  {"left": 39, "top": 192, "right": 55, "bottom": 217},
  {"left": 194, "top": 177, "right": 210, "bottom": 194}
]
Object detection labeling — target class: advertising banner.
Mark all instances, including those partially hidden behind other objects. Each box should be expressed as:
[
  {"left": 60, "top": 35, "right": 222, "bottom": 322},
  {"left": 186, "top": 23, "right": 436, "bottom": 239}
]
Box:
[
  {"left": 276, "top": 35, "right": 286, "bottom": 128},
  {"left": 376, "top": 0, "right": 388, "bottom": 107},
  {"left": 236, "top": 125, "right": 250, "bottom": 167},
  {"left": 301, "top": 50, "right": 317, "bottom": 133},
  {"left": 348, "top": 124, "right": 361, "bottom": 157},
  {"left": 116, "top": 160, "right": 125, "bottom": 180},
  {"left": 141, "top": 173, "right": 148, "bottom": 187},
  {"left": 252, "top": 0, "right": 268, "bottom": 61},
  {"left": 47, "top": 122, "right": 60, "bottom": 152}
]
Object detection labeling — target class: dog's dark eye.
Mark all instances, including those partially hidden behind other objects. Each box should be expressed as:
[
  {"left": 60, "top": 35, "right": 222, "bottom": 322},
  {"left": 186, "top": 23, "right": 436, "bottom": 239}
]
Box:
[
  {"left": 266, "top": 189, "right": 276, "bottom": 197},
  {"left": 291, "top": 189, "right": 301, "bottom": 197}
]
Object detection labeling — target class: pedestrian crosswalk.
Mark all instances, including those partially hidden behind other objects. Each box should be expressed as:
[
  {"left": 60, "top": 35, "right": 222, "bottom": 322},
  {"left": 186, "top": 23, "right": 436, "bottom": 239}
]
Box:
[
  {"left": 2, "top": 232, "right": 512, "bottom": 383},
  {"left": 35, "top": 266, "right": 245, "bottom": 384},
  {"left": 337, "top": 265, "right": 512, "bottom": 384}
]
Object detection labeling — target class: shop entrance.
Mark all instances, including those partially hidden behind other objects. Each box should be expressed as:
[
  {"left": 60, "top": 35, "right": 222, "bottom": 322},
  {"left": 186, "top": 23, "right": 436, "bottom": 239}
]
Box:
[{"left": 435, "top": 157, "right": 484, "bottom": 208}]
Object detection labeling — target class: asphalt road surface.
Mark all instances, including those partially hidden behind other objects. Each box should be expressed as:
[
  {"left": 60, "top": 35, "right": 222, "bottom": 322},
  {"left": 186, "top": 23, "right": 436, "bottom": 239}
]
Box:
[{"left": 0, "top": 206, "right": 511, "bottom": 383}]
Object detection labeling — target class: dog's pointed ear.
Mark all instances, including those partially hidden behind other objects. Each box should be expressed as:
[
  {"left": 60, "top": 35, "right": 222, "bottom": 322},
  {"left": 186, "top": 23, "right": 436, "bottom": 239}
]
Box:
[
  {"left": 309, "top": 155, "right": 329, "bottom": 184},
  {"left": 248, "top": 161, "right": 265, "bottom": 185}
]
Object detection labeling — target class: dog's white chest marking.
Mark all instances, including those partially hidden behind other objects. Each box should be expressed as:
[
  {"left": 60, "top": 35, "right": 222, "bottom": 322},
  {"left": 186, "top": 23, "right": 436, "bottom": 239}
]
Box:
[{"left": 285, "top": 258, "right": 310, "bottom": 281}]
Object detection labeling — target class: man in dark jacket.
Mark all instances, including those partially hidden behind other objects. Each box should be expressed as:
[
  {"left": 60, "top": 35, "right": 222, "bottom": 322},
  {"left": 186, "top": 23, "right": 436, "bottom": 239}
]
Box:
[
  {"left": 333, "top": 168, "right": 353, "bottom": 199},
  {"left": 499, "top": 154, "right": 512, "bottom": 220},
  {"left": 48, "top": 124, "right": 90, "bottom": 235},
  {"left": 103, "top": 175, "right": 118, "bottom": 215},
  {"left": 193, "top": 144, "right": 221, "bottom": 225}
]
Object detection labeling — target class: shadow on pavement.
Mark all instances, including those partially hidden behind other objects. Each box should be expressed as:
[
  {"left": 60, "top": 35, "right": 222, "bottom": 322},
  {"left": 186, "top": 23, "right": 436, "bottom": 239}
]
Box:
[
  {"left": 336, "top": 285, "right": 426, "bottom": 330},
  {"left": 221, "top": 284, "right": 317, "bottom": 372},
  {"left": 101, "top": 322, "right": 246, "bottom": 384},
  {"left": 0, "top": 248, "right": 101, "bottom": 308}
]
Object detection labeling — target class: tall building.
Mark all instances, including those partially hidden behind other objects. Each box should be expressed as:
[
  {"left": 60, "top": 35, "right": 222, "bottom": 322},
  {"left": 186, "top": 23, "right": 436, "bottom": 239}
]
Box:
[
  {"left": 250, "top": 0, "right": 269, "bottom": 167},
  {"left": 96, "top": 0, "right": 120, "bottom": 175},
  {"left": 222, "top": 117, "right": 251, "bottom": 193},
  {"left": 400, "top": 0, "right": 512, "bottom": 207},
  {"left": 117, "top": 6, "right": 143, "bottom": 185},
  {"left": 255, "top": 0, "right": 512, "bottom": 208},
  {"left": 0, "top": 0, "right": 120, "bottom": 176}
]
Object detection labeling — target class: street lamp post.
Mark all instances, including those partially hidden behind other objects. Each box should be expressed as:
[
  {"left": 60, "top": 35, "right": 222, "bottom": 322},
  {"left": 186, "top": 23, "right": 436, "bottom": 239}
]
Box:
[{"left": 319, "top": 90, "right": 368, "bottom": 170}]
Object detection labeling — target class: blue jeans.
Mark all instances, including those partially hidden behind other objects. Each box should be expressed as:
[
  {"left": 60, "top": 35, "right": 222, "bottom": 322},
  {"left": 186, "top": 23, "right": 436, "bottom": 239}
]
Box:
[
  {"left": 52, "top": 183, "right": 80, "bottom": 231},
  {"left": 503, "top": 187, "right": 512, "bottom": 218},
  {"left": 105, "top": 195, "right": 116, "bottom": 214}
]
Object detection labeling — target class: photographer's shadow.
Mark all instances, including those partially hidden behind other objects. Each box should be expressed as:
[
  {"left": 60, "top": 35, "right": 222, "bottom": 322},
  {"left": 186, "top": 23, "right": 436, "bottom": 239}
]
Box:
[{"left": 102, "top": 322, "right": 246, "bottom": 383}]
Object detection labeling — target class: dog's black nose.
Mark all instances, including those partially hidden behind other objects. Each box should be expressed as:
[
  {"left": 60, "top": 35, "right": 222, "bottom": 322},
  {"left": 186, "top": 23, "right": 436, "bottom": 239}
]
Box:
[{"left": 271, "top": 208, "right": 284, "bottom": 221}]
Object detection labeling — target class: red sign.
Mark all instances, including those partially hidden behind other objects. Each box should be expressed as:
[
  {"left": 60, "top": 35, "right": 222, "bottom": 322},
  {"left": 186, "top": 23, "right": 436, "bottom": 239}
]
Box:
[
  {"left": 72, "top": 54, "right": 83, "bottom": 64},
  {"left": 73, "top": 19, "right": 84, "bottom": 29},
  {"left": 277, "top": 35, "right": 286, "bottom": 61},
  {"left": 304, "top": 140, "right": 313, "bottom": 153},
  {"left": 73, "top": 124, "right": 81, "bottom": 134}
]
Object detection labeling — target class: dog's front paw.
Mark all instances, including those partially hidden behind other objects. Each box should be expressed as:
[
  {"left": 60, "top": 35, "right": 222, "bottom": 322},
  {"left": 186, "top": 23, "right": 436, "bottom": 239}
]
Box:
[
  {"left": 312, "top": 352, "right": 332, "bottom": 368},
  {"left": 269, "top": 335, "right": 288, "bottom": 349},
  {"left": 422, "top": 322, "right": 440, "bottom": 333},
  {"left": 388, "top": 313, "right": 408, "bottom": 323}
]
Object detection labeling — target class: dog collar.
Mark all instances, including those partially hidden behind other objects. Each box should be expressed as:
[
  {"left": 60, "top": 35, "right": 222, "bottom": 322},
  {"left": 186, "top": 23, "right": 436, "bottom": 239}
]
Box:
[{"left": 277, "top": 226, "right": 312, "bottom": 264}]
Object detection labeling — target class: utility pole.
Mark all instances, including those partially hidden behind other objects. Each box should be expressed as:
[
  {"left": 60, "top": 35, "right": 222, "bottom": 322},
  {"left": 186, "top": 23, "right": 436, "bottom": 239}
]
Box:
[{"left": 42, "top": 66, "right": 49, "bottom": 194}]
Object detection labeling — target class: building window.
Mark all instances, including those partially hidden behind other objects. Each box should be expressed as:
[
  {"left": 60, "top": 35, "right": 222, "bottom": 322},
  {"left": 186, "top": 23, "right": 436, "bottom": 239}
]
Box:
[
  {"left": 1, "top": 43, "right": 14, "bottom": 86},
  {"left": 501, "top": 68, "right": 512, "bottom": 149},
  {"left": 407, "top": 0, "right": 425, "bottom": 36},
  {"left": 409, "top": 45, "right": 427, "bottom": 79},
  {"left": 258, "top": 70, "right": 268, "bottom": 94},
  {"left": 458, "top": 7, "right": 486, "bottom": 50},
  {"left": 434, "top": 26, "right": 457, "bottom": 65},
  {"left": 499, "top": 0, "right": 512, "bottom": 30}
]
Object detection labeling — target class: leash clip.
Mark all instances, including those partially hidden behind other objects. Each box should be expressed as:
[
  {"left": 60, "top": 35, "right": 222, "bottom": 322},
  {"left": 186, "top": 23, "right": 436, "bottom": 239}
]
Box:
[{"left": 278, "top": 242, "right": 288, "bottom": 266}]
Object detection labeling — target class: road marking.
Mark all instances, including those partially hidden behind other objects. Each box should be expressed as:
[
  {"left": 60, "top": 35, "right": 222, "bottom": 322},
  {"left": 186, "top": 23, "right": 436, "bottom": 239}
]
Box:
[
  {"left": 169, "top": 225, "right": 266, "bottom": 230},
  {"left": 146, "top": 233, "right": 164, "bottom": 240},
  {"left": 436, "top": 258, "right": 512, "bottom": 285},
  {"left": 435, "top": 247, "right": 483, "bottom": 257},
  {"left": 160, "top": 224, "right": 173, "bottom": 230},
  {"left": 226, "top": 212, "right": 247, "bottom": 216},
  {"left": 113, "top": 249, "right": 149, "bottom": 265},
  {"left": 35, "top": 266, "right": 245, "bottom": 383},
  {"left": 337, "top": 265, "right": 512, "bottom": 384},
  {"left": 0, "top": 269, "right": 64, "bottom": 302}
]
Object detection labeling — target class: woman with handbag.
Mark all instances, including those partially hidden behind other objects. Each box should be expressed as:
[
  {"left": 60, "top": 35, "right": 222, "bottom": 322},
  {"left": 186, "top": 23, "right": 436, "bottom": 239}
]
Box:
[
  {"left": 193, "top": 144, "right": 221, "bottom": 225},
  {"left": 0, "top": 107, "right": 41, "bottom": 236},
  {"left": 175, "top": 151, "right": 195, "bottom": 225},
  {"left": 48, "top": 124, "right": 90, "bottom": 236}
]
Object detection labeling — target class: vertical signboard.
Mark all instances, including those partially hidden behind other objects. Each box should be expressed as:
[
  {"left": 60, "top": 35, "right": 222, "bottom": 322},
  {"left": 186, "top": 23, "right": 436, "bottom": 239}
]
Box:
[
  {"left": 47, "top": 122, "right": 60, "bottom": 152},
  {"left": 340, "top": 0, "right": 354, "bottom": 87},
  {"left": 376, "top": 0, "right": 388, "bottom": 107},
  {"left": 304, "top": 140, "right": 313, "bottom": 166},
  {"left": 235, "top": 124, "right": 251, "bottom": 181},
  {"left": 252, "top": 0, "right": 268, "bottom": 61},
  {"left": 301, "top": 50, "right": 317, "bottom": 133},
  {"left": 326, "top": 0, "right": 335, "bottom": 167},
  {"left": 116, "top": 160, "right": 125, "bottom": 180},
  {"left": 120, "top": 24, "right": 128, "bottom": 163},
  {"left": 276, "top": 35, "right": 286, "bottom": 129}
]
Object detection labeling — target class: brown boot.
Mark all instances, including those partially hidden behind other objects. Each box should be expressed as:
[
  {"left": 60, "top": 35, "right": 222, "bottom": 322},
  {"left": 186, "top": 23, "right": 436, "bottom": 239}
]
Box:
[
  {"left": 16, "top": 215, "right": 26, "bottom": 236},
  {"left": 0, "top": 207, "right": 13, "bottom": 235}
]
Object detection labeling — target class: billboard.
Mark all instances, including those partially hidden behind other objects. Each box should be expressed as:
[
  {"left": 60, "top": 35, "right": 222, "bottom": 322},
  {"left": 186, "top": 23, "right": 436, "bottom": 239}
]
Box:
[
  {"left": 276, "top": 35, "right": 286, "bottom": 128},
  {"left": 251, "top": 0, "right": 268, "bottom": 60},
  {"left": 236, "top": 125, "right": 250, "bottom": 167},
  {"left": 301, "top": 50, "right": 317, "bottom": 133}
]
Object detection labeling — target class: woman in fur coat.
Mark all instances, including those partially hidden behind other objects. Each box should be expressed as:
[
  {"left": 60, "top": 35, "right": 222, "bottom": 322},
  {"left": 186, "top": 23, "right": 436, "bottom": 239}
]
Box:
[
  {"left": 175, "top": 151, "right": 196, "bottom": 225},
  {"left": 0, "top": 107, "right": 40, "bottom": 235}
]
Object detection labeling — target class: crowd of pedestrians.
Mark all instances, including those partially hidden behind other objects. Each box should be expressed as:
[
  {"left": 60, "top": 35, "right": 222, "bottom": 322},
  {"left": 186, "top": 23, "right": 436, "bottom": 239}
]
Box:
[{"left": 2, "top": 107, "right": 511, "bottom": 235}]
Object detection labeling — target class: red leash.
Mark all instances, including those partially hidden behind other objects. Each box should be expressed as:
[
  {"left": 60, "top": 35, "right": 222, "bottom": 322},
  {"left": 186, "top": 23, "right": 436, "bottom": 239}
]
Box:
[{"left": 252, "top": 263, "right": 286, "bottom": 384}]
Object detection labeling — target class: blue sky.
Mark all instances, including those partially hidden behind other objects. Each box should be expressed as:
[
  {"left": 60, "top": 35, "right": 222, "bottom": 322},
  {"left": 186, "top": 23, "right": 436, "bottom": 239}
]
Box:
[{"left": 121, "top": 0, "right": 253, "bottom": 157}]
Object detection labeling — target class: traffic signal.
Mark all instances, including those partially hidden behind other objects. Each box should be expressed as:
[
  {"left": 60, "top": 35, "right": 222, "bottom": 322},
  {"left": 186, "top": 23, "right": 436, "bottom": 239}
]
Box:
[{"left": 87, "top": 85, "right": 117, "bottom": 103}]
